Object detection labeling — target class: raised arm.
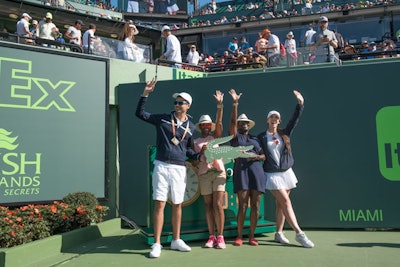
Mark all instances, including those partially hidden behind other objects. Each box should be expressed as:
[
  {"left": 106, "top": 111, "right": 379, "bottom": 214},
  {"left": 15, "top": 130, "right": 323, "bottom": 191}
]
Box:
[
  {"left": 228, "top": 89, "right": 242, "bottom": 136},
  {"left": 136, "top": 77, "right": 157, "bottom": 121},
  {"left": 283, "top": 90, "right": 304, "bottom": 135},
  {"left": 293, "top": 90, "right": 304, "bottom": 105},
  {"left": 142, "top": 77, "right": 157, "bottom": 97},
  {"left": 213, "top": 90, "right": 224, "bottom": 138}
]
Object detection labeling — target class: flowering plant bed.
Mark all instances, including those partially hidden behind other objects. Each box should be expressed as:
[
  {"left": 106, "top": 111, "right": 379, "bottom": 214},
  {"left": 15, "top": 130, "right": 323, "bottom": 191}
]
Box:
[{"left": 0, "top": 192, "right": 109, "bottom": 248}]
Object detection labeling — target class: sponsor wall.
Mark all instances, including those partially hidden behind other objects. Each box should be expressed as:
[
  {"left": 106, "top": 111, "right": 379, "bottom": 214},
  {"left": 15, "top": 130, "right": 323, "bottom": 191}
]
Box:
[
  {"left": 0, "top": 45, "right": 108, "bottom": 205},
  {"left": 118, "top": 60, "right": 400, "bottom": 228}
]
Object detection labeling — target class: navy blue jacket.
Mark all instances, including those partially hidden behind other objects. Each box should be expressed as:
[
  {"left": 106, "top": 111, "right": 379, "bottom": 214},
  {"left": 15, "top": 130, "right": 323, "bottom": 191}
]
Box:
[
  {"left": 136, "top": 96, "right": 199, "bottom": 166},
  {"left": 257, "top": 104, "right": 303, "bottom": 172}
]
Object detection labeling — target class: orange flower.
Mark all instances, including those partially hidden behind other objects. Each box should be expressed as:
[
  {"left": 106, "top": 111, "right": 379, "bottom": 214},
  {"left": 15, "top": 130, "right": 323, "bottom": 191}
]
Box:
[
  {"left": 96, "top": 205, "right": 103, "bottom": 211},
  {"left": 34, "top": 208, "right": 40, "bottom": 214},
  {"left": 51, "top": 205, "right": 57, "bottom": 213},
  {"left": 62, "top": 215, "right": 68, "bottom": 220},
  {"left": 10, "top": 231, "right": 15, "bottom": 237},
  {"left": 16, "top": 217, "right": 22, "bottom": 222}
]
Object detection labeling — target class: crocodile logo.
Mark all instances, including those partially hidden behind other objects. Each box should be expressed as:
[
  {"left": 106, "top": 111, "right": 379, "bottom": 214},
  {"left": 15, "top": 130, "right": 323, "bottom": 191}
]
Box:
[{"left": 205, "top": 135, "right": 255, "bottom": 164}]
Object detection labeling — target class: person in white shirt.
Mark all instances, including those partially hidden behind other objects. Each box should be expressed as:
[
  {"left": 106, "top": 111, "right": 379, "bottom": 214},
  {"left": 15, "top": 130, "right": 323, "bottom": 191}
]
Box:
[
  {"left": 117, "top": 23, "right": 143, "bottom": 62},
  {"left": 82, "top": 24, "right": 101, "bottom": 54},
  {"left": 16, "top": 13, "right": 33, "bottom": 38},
  {"left": 262, "top": 29, "right": 281, "bottom": 67},
  {"left": 39, "top": 12, "right": 58, "bottom": 40},
  {"left": 65, "top": 20, "right": 84, "bottom": 46},
  {"left": 160, "top": 25, "right": 182, "bottom": 65},
  {"left": 186, "top": 45, "right": 200, "bottom": 65},
  {"left": 284, "top": 31, "right": 297, "bottom": 66}
]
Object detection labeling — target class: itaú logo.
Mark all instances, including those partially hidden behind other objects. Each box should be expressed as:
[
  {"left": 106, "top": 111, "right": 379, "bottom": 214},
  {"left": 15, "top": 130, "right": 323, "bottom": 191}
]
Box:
[
  {"left": 0, "top": 128, "right": 41, "bottom": 196},
  {"left": 376, "top": 106, "right": 400, "bottom": 181},
  {"left": 0, "top": 57, "right": 76, "bottom": 112}
]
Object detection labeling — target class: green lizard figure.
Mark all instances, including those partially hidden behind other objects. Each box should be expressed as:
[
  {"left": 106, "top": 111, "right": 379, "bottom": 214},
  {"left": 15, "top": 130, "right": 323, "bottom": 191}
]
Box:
[{"left": 204, "top": 135, "right": 256, "bottom": 164}]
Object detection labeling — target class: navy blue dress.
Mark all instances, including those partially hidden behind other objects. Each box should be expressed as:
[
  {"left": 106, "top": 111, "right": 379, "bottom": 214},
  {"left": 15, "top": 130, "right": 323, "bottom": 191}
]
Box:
[{"left": 230, "top": 133, "right": 266, "bottom": 193}]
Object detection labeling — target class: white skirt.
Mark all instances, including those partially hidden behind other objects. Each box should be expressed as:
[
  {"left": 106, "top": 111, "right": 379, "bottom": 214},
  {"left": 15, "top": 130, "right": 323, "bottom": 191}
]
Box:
[{"left": 266, "top": 168, "right": 298, "bottom": 190}]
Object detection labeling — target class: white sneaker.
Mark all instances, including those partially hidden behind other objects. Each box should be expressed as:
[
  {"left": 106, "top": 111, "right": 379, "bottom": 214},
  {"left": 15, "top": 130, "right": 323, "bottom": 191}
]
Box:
[
  {"left": 170, "top": 239, "right": 191, "bottom": 252},
  {"left": 149, "top": 243, "right": 162, "bottom": 258},
  {"left": 274, "top": 232, "right": 290, "bottom": 244},
  {"left": 295, "top": 232, "right": 315, "bottom": 248}
]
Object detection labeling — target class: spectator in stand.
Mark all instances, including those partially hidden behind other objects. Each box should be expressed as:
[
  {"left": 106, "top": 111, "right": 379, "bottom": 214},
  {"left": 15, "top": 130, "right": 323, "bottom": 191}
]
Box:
[
  {"left": 30, "top": 20, "right": 39, "bottom": 39},
  {"left": 255, "top": 33, "right": 268, "bottom": 56},
  {"left": 211, "top": 0, "right": 217, "bottom": 13},
  {"left": 82, "top": 23, "right": 101, "bottom": 54},
  {"left": 366, "top": 42, "right": 377, "bottom": 59},
  {"left": 239, "top": 36, "right": 250, "bottom": 52},
  {"left": 227, "top": 5, "right": 233, "bottom": 12},
  {"left": 16, "top": 13, "right": 33, "bottom": 40},
  {"left": 381, "top": 39, "right": 396, "bottom": 58},
  {"left": 332, "top": 29, "right": 344, "bottom": 52},
  {"left": 160, "top": 25, "right": 182, "bottom": 64},
  {"left": 304, "top": 0, "right": 312, "bottom": 15},
  {"left": 310, "top": 16, "right": 338, "bottom": 63},
  {"left": 321, "top": 3, "right": 330, "bottom": 13},
  {"left": 263, "top": 29, "right": 281, "bottom": 67},
  {"left": 302, "top": 26, "right": 316, "bottom": 47},
  {"left": 220, "top": 16, "right": 228, "bottom": 23},
  {"left": 187, "top": 45, "right": 200, "bottom": 65},
  {"left": 118, "top": 23, "right": 142, "bottom": 61},
  {"left": 145, "top": 0, "right": 155, "bottom": 13},
  {"left": 127, "top": 0, "right": 139, "bottom": 13},
  {"left": 65, "top": 20, "right": 84, "bottom": 46},
  {"left": 56, "top": 32, "right": 65, "bottom": 44},
  {"left": 227, "top": 37, "right": 239, "bottom": 54},
  {"left": 284, "top": 31, "right": 297, "bottom": 66},
  {"left": 252, "top": 53, "right": 267, "bottom": 66},
  {"left": 167, "top": 0, "right": 179, "bottom": 15},
  {"left": 39, "top": 12, "right": 58, "bottom": 40}
]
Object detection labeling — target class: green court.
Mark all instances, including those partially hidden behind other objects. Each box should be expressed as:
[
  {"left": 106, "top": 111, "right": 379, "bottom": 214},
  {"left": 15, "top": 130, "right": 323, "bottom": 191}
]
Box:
[{"left": 2, "top": 219, "right": 399, "bottom": 267}]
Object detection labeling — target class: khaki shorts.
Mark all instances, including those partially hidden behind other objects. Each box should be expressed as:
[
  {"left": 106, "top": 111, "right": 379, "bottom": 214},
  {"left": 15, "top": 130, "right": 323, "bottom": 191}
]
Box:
[{"left": 198, "top": 170, "right": 226, "bottom": 195}]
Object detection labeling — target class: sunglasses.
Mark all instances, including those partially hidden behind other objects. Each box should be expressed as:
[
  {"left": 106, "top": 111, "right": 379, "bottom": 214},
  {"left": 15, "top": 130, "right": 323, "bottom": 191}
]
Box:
[
  {"left": 174, "top": 101, "right": 189, "bottom": 106},
  {"left": 200, "top": 123, "right": 212, "bottom": 128}
]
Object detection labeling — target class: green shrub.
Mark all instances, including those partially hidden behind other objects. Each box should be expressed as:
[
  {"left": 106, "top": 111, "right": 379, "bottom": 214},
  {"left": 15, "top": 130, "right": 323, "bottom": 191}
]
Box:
[{"left": 0, "top": 192, "right": 109, "bottom": 248}]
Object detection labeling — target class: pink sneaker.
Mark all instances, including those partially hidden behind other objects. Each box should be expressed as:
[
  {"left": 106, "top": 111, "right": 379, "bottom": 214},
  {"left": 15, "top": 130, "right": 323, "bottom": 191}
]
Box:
[
  {"left": 204, "top": 235, "right": 217, "bottom": 248},
  {"left": 216, "top": 235, "right": 226, "bottom": 249}
]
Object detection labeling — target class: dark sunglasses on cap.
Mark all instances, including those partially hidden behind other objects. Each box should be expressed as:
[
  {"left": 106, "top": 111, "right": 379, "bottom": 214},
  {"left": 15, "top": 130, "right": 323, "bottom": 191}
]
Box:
[{"left": 174, "top": 101, "right": 189, "bottom": 105}]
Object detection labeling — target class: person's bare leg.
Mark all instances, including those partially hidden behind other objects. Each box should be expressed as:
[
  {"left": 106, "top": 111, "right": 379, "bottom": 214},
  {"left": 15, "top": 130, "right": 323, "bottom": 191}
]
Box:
[
  {"left": 236, "top": 190, "right": 250, "bottom": 239},
  {"left": 203, "top": 194, "right": 215, "bottom": 235},
  {"left": 153, "top": 200, "right": 166, "bottom": 244},
  {"left": 249, "top": 190, "right": 261, "bottom": 239},
  {"left": 213, "top": 191, "right": 225, "bottom": 236},
  {"left": 171, "top": 203, "right": 182, "bottom": 240},
  {"left": 271, "top": 190, "right": 301, "bottom": 233}
]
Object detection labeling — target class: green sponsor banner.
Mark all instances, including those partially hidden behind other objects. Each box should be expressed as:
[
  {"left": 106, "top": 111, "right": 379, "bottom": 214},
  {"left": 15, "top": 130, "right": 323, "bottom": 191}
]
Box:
[
  {"left": 376, "top": 106, "right": 400, "bottom": 181},
  {"left": 0, "top": 46, "right": 107, "bottom": 205}
]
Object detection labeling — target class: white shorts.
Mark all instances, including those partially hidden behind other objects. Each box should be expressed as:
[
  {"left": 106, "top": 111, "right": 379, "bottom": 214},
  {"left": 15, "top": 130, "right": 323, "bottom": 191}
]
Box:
[{"left": 152, "top": 160, "right": 186, "bottom": 204}]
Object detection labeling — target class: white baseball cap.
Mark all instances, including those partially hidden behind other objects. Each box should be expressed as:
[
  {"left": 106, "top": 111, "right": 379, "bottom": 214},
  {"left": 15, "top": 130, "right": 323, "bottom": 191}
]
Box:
[
  {"left": 172, "top": 92, "right": 192, "bottom": 105},
  {"left": 161, "top": 25, "right": 170, "bottom": 32},
  {"left": 22, "top": 13, "right": 32, "bottom": 19},
  {"left": 267, "top": 110, "right": 281, "bottom": 119}
]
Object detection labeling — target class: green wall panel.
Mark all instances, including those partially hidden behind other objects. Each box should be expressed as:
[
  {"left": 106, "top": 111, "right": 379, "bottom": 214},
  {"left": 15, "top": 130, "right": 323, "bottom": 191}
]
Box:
[{"left": 118, "top": 59, "right": 400, "bottom": 228}]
